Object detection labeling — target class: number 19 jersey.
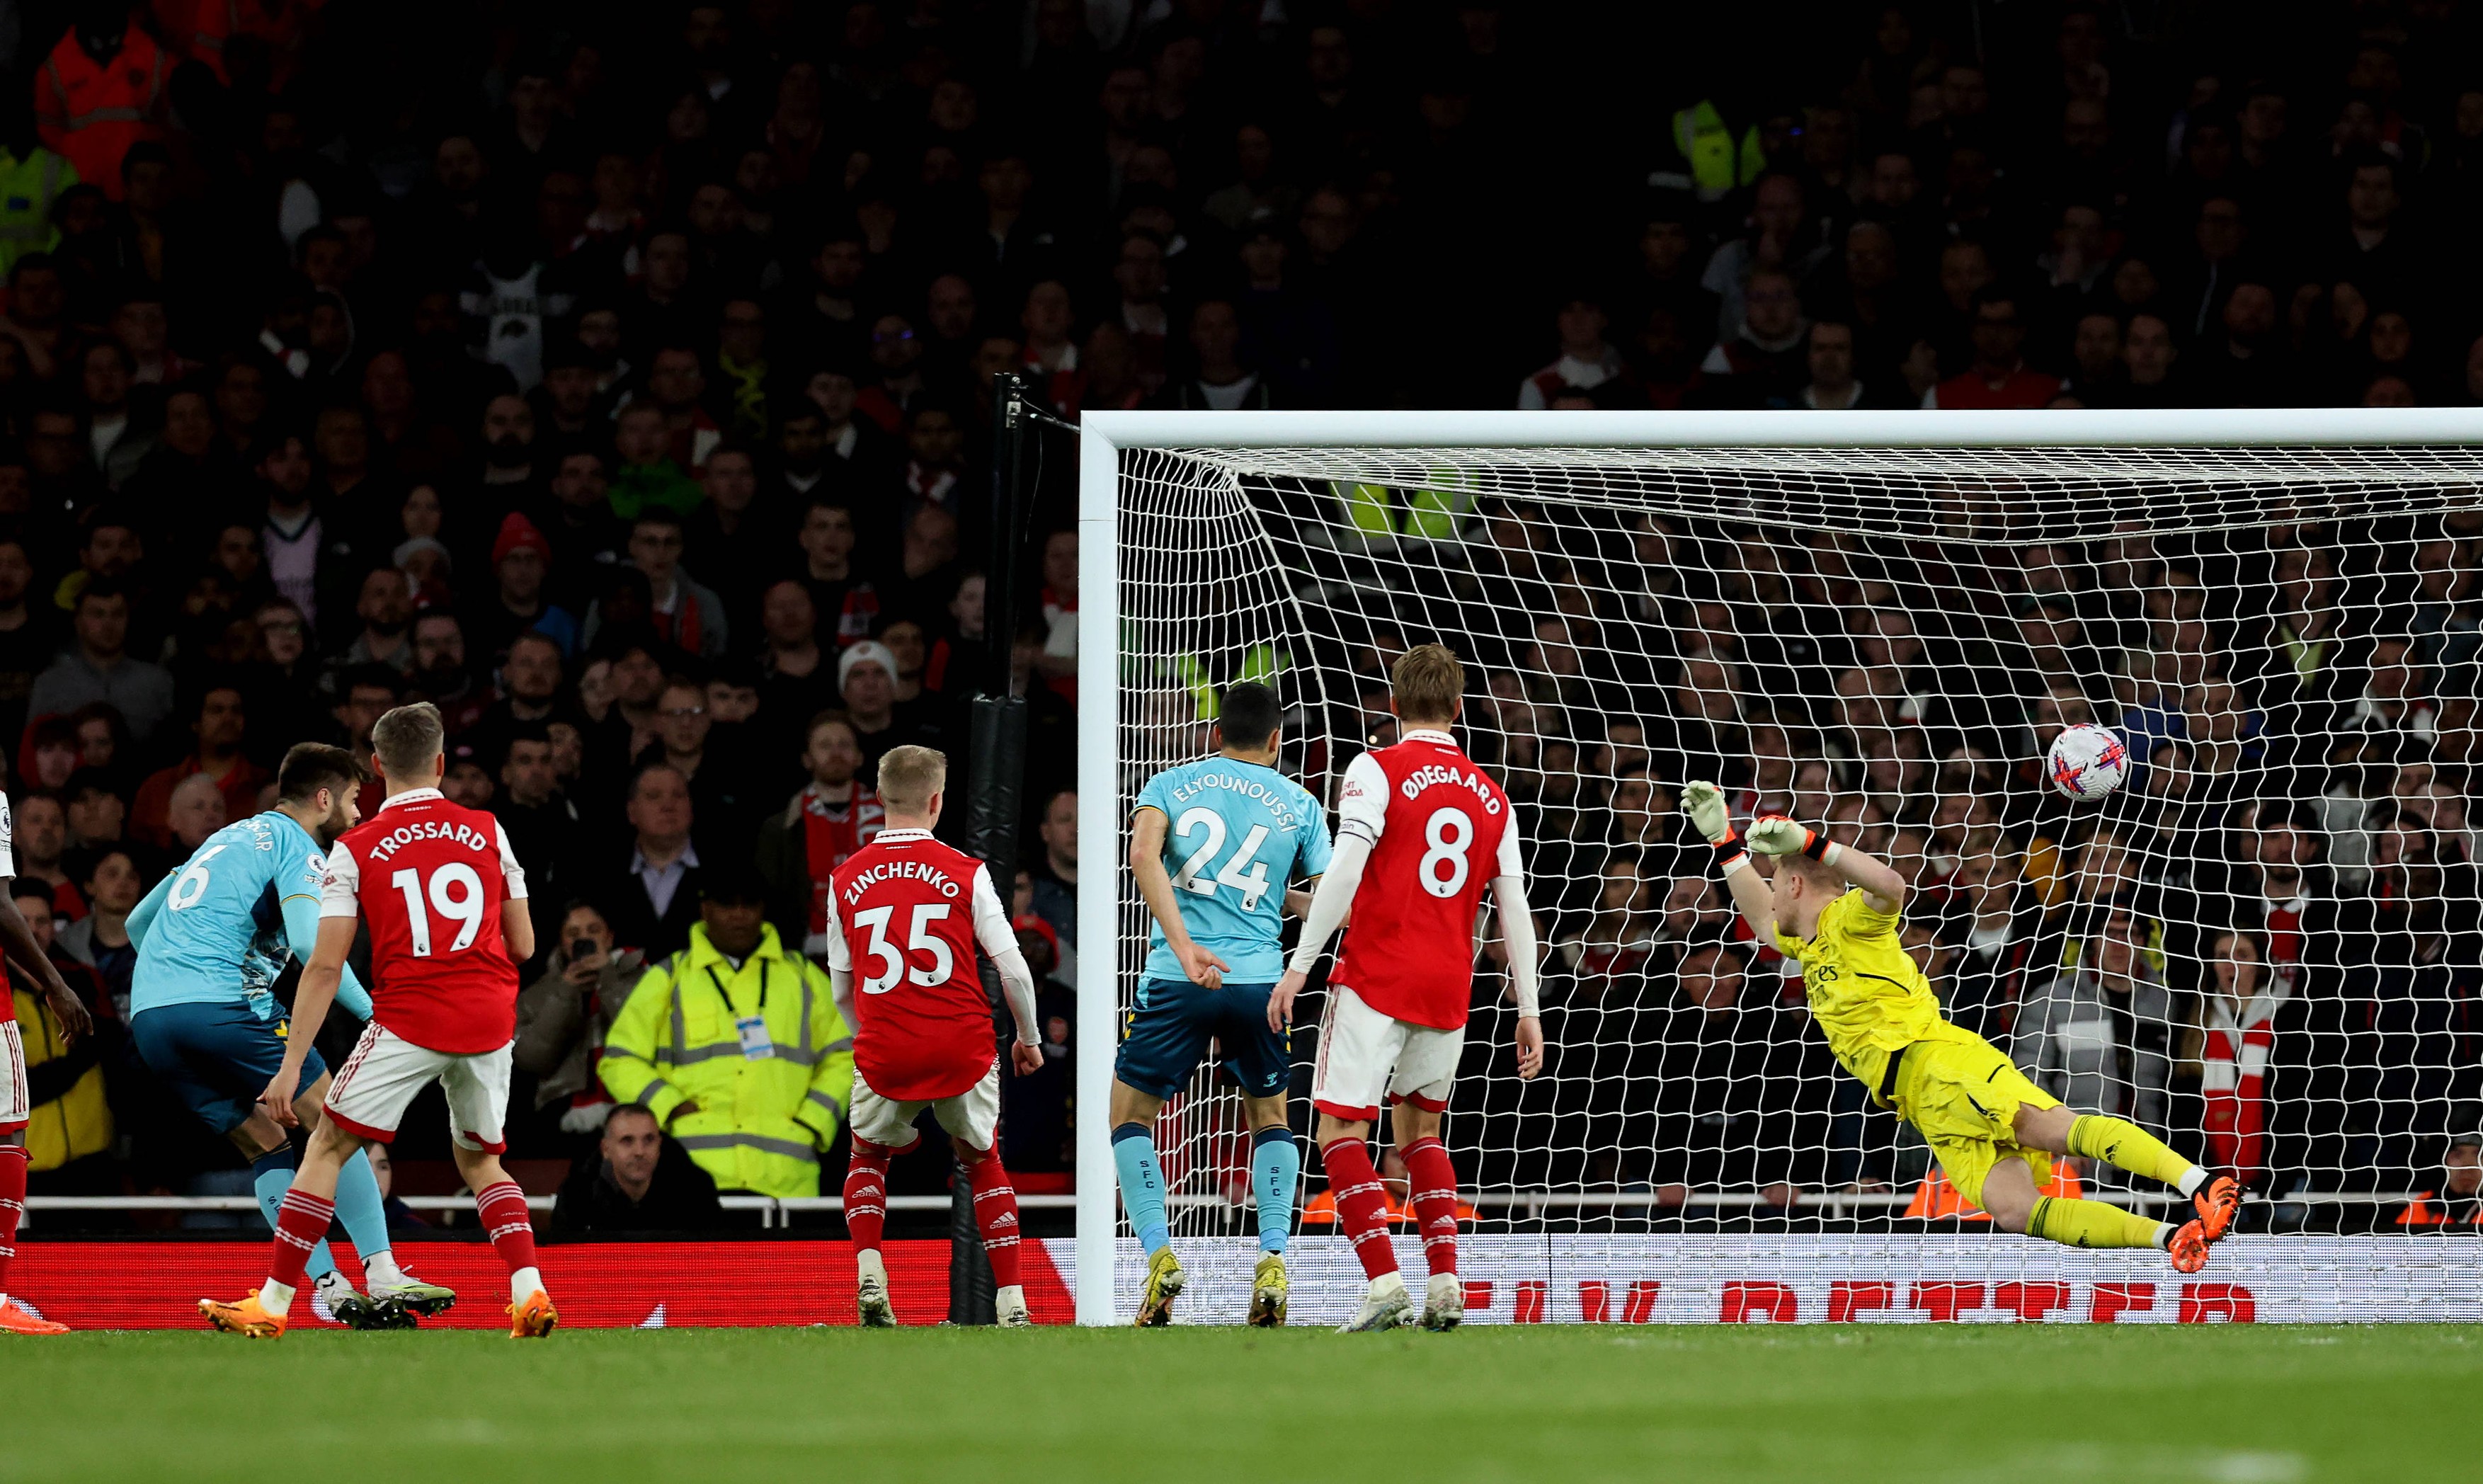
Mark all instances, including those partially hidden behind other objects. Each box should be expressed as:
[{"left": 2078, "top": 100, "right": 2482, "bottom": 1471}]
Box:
[
  {"left": 1329, "top": 729, "right": 1521, "bottom": 1031},
  {"left": 321, "top": 787, "right": 528, "bottom": 1054}
]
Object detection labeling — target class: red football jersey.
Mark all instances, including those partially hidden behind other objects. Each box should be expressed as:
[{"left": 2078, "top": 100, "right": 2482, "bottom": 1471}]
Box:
[
  {"left": 824, "top": 827, "right": 1013, "bottom": 1101},
  {"left": 1328, "top": 730, "right": 1523, "bottom": 1031},
  {"left": 320, "top": 788, "right": 529, "bottom": 1054}
]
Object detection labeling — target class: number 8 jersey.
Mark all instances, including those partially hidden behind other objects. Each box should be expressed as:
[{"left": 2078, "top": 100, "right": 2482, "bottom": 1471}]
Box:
[
  {"left": 320, "top": 787, "right": 528, "bottom": 1054},
  {"left": 1329, "top": 729, "right": 1521, "bottom": 1031},
  {"left": 825, "top": 826, "right": 1017, "bottom": 1101}
]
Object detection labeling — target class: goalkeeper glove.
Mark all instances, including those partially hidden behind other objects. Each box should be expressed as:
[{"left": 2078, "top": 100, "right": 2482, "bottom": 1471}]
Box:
[
  {"left": 1682, "top": 780, "right": 1733, "bottom": 843},
  {"left": 1747, "top": 816, "right": 1839, "bottom": 864},
  {"left": 1682, "top": 781, "right": 1749, "bottom": 876}
]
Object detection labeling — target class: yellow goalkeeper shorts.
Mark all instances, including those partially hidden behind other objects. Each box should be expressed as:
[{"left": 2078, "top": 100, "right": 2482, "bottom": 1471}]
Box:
[{"left": 1891, "top": 1027, "right": 2062, "bottom": 1210}]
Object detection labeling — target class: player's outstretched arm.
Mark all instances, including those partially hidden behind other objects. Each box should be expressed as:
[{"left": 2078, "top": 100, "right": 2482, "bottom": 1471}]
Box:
[
  {"left": 1491, "top": 873, "right": 1544, "bottom": 1080},
  {"left": 263, "top": 915, "right": 357, "bottom": 1124},
  {"left": 1745, "top": 817, "right": 1907, "bottom": 913},
  {"left": 1128, "top": 806, "right": 1228, "bottom": 988},
  {"left": 1269, "top": 832, "right": 1369, "bottom": 1032},
  {"left": 1684, "top": 782, "right": 1775, "bottom": 941}
]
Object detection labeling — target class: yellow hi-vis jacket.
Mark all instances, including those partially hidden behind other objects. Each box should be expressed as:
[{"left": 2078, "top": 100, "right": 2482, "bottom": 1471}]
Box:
[
  {"left": 11, "top": 986, "right": 110, "bottom": 1171},
  {"left": 0, "top": 147, "right": 72, "bottom": 275},
  {"left": 598, "top": 923, "right": 854, "bottom": 1198}
]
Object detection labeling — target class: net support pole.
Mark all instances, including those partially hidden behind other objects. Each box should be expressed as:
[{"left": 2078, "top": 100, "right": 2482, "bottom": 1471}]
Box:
[
  {"left": 1073, "top": 423, "right": 1120, "bottom": 1326},
  {"left": 952, "top": 371, "right": 1031, "bottom": 1326}
]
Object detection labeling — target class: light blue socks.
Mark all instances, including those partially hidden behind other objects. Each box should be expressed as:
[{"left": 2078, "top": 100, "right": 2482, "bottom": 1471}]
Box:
[
  {"left": 1112, "top": 1122, "right": 1170, "bottom": 1256},
  {"left": 250, "top": 1148, "right": 335, "bottom": 1282},
  {"left": 1251, "top": 1125, "right": 1298, "bottom": 1255}
]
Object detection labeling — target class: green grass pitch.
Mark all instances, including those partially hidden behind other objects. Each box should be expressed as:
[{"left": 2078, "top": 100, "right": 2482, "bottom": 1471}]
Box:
[{"left": 18, "top": 1325, "right": 2478, "bottom": 1483}]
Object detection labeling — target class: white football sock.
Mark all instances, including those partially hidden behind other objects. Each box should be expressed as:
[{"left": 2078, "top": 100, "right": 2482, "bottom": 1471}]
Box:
[
  {"left": 363, "top": 1250, "right": 405, "bottom": 1288},
  {"left": 510, "top": 1266, "right": 544, "bottom": 1302},
  {"left": 2176, "top": 1166, "right": 2210, "bottom": 1198},
  {"left": 259, "top": 1278, "right": 297, "bottom": 1317}
]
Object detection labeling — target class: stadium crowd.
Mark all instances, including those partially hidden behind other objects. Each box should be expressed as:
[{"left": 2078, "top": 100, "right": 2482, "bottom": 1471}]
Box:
[{"left": 0, "top": 0, "right": 2475, "bottom": 1236}]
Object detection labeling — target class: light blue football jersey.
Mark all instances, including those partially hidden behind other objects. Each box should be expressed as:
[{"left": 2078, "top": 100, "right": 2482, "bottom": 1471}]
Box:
[
  {"left": 1134, "top": 757, "right": 1332, "bottom": 983},
  {"left": 130, "top": 811, "right": 336, "bottom": 1019}
]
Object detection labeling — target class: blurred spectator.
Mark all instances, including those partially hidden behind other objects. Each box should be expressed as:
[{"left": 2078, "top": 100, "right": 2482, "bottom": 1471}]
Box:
[
  {"left": 29, "top": 582, "right": 172, "bottom": 743},
  {"left": 513, "top": 902, "right": 645, "bottom": 1140},
  {"left": 755, "top": 712, "right": 880, "bottom": 955},
  {"left": 550, "top": 1102, "right": 724, "bottom": 1233},
  {"left": 127, "top": 686, "right": 263, "bottom": 849},
  {"left": 598, "top": 763, "right": 703, "bottom": 958},
  {"left": 2016, "top": 908, "right": 2173, "bottom": 1141}
]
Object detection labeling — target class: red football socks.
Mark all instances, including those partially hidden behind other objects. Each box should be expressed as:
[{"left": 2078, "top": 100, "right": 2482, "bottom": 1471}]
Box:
[
  {"left": 963, "top": 1148, "right": 1021, "bottom": 1289},
  {"left": 844, "top": 1141, "right": 894, "bottom": 1253},
  {"left": 1320, "top": 1136, "right": 1399, "bottom": 1281},
  {"left": 0, "top": 1143, "right": 26, "bottom": 1296},
  {"left": 474, "top": 1181, "right": 538, "bottom": 1276},
  {"left": 270, "top": 1189, "right": 336, "bottom": 1291},
  {"left": 1400, "top": 1136, "right": 1460, "bottom": 1277}
]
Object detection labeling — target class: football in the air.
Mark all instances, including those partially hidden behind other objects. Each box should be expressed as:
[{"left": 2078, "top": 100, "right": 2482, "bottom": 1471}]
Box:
[{"left": 2046, "top": 723, "right": 2130, "bottom": 800}]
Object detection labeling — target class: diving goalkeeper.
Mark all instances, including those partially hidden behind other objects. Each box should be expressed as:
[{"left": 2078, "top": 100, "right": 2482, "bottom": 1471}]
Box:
[{"left": 1682, "top": 782, "right": 2238, "bottom": 1269}]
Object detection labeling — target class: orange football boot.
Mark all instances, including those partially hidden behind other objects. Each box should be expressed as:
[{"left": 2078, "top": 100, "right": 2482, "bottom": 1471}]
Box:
[
  {"left": 200, "top": 1294, "right": 287, "bottom": 1337},
  {"left": 2193, "top": 1176, "right": 2242, "bottom": 1244},
  {"left": 0, "top": 1299, "right": 67, "bottom": 1334},
  {"left": 2167, "top": 1219, "right": 2212, "bottom": 1274},
  {"left": 507, "top": 1289, "right": 558, "bottom": 1338}
]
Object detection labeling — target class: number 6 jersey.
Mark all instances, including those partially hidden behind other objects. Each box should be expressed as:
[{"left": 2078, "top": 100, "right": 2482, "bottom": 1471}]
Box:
[
  {"left": 321, "top": 787, "right": 528, "bottom": 1054},
  {"left": 825, "top": 827, "right": 1018, "bottom": 1101},
  {"left": 1329, "top": 729, "right": 1522, "bottom": 1032}
]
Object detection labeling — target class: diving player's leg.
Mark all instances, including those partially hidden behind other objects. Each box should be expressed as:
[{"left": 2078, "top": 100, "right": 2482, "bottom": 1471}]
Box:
[
  {"left": 1112, "top": 978, "right": 1210, "bottom": 1325},
  {"left": 1311, "top": 988, "right": 1416, "bottom": 1332},
  {"left": 2012, "top": 1102, "right": 2236, "bottom": 1269},
  {"left": 1387, "top": 1022, "right": 1464, "bottom": 1332}
]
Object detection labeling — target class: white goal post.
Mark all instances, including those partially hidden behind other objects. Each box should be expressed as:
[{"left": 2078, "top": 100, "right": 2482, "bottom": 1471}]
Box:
[{"left": 1072, "top": 407, "right": 2483, "bottom": 1328}]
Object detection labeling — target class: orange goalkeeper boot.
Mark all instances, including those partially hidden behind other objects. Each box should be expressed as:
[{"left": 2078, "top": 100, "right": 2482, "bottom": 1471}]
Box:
[
  {"left": 0, "top": 1298, "right": 67, "bottom": 1333},
  {"left": 508, "top": 1289, "right": 558, "bottom": 1338},
  {"left": 2167, "top": 1219, "right": 2212, "bottom": 1274},
  {"left": 2193, "top": 1176, "right": 2242, "bottom": 1244},
  {"left": 199, "top": 1294, "right": 287, "bottom": 1338}
]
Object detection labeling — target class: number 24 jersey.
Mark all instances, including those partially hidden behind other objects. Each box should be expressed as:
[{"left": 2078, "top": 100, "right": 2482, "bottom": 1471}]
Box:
[
  {"left": 1329, "top": 729, "right": 1523, "bottom": 1032},
  {"left": 321, "top": 788, "right": 529, "bottom": 1054}
]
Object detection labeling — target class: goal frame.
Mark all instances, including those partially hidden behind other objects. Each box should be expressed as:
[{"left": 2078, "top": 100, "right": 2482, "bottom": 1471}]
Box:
[{"left": 1071, "top": 405, "right": 2483, "bottom": 1327}]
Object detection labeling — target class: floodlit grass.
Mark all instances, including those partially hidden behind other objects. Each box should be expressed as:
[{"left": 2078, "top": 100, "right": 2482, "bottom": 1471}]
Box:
[{"left": 17, "top": 1324, "right": 2477, "bottom": 1483}]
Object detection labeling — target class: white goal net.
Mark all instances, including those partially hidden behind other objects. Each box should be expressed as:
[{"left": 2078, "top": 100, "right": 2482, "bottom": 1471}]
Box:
[{"left": 1070, "top": 411, "right": 2483, "bottom": 1325}]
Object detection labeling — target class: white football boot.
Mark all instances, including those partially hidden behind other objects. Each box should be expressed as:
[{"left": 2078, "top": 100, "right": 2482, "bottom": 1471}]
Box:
[
  {"left": 995, "top": 1285, "right": 1033, "bottom": 1328},
  {"left": 1338, "top": 1271, "right": 1415, "bottom": 1332},
  {"left": 1420, "top": 1272, "right": 1464, "bottom": 1332},
  {"left": 856, "top": 1249, "right": 897, "bottom": 1328}
]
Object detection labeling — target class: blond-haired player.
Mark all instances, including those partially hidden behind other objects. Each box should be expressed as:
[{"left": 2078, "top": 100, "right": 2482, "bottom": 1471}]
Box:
[{"left": 1683, "top": 782, "right": 2239, "bottom": 1267}]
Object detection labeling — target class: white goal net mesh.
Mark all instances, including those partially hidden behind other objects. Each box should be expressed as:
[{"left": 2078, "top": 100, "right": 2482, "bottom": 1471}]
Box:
[{"left": 1107, "top": 441, "right": 2483, "bottom": 1258}]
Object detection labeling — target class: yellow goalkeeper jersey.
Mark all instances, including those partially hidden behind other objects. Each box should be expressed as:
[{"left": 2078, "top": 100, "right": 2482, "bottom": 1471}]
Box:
[{"left": 1773, "top": 888, "right": 1949, "bottom": 1095}]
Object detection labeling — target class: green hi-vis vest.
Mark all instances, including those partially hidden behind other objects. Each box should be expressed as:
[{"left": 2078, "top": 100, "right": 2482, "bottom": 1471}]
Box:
[
  {"left": 1672, "top": 100, "right": 1765, "bottom": 201},
  {"left": 1330, "top": 467, "right": 1478, "bottom": 544},
  {"left": 0, "top": 148, "right": 69, "bottom": 275}
]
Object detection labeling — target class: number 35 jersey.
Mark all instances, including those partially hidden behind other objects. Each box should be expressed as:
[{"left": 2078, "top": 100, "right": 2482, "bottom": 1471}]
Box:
[
  {"left": 1330, "top": 729, "right": 1522, "bottom": 1032},
  {"left": 1134, "top": 757, "right": 1332, "bottom": 984},
  {"left": 321, "top": 788, "right": 528, "bottom": 1054},
  {"left": 826, "top": 828, "right": 1017, "bottom": 1101}
]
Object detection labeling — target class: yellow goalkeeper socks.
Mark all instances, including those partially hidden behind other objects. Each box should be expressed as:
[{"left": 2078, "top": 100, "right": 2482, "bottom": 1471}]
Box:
[
  {"left": 2066, "top": 1114, "right": 2205, "bottom": 1194},
  {"left": 2028, "top": 1195, "right": 2171, "bottom": 1250}
]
